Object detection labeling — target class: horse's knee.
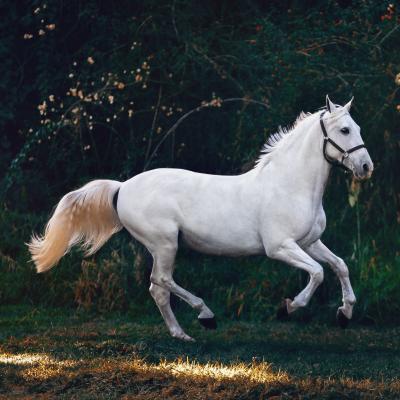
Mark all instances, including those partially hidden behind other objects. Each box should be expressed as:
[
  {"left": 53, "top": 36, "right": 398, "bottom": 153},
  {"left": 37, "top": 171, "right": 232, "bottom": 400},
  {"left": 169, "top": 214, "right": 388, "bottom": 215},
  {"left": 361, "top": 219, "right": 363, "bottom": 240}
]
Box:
[{"left": 312, "top": 266, "right": 324, "bottom": 284}]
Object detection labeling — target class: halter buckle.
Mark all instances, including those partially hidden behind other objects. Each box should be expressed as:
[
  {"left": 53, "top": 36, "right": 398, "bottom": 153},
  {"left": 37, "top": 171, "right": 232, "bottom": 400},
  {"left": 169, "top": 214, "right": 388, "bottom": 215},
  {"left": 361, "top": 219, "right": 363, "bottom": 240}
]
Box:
[{"left": 342, "top": 151, "right": 349, "bottom": 159}]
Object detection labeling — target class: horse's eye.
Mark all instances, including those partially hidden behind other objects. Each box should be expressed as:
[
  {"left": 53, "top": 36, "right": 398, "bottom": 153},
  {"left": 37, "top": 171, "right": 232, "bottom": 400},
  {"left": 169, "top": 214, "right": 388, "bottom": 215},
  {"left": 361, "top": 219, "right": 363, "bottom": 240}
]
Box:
[{"left": 340, "top": 127, "right": 350, "bottom": 134}]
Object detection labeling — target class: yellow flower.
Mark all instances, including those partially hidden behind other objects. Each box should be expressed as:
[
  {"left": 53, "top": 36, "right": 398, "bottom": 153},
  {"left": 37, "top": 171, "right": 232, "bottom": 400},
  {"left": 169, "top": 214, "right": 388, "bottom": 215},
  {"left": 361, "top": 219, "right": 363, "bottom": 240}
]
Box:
[{"left": 46, "top": 24, "right": 56, "bottom": 30}]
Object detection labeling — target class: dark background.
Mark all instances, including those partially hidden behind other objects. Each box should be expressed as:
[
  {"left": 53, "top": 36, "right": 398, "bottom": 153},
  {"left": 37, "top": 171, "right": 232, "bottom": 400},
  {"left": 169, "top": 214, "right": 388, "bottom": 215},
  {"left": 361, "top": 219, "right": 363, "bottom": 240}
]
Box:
[{"left": 0, "top": 0, "right": 399, "bottom": 324}]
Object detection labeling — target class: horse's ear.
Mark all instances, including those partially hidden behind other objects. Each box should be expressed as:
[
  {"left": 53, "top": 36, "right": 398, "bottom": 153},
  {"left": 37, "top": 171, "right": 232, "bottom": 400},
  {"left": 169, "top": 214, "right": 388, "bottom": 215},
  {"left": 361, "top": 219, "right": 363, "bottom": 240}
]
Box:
[
  {"left": 326, "top": 95, "right": 335, "bottom": 113},
  {"left": 343, "top": 97, "right": 354, "bottom": 112}
]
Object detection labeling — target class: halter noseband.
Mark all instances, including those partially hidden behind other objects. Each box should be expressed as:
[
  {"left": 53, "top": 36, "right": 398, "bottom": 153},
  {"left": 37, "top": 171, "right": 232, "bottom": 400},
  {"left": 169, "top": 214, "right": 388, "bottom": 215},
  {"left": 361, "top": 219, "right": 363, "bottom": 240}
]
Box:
[{"left": 319, "top": 111, "right": 366, "bottom": 172}]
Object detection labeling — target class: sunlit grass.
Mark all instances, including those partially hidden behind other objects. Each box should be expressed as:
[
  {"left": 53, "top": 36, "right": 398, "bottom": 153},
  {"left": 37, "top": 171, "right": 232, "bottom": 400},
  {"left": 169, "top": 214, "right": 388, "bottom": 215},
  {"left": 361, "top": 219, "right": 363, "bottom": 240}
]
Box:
[
  {"left": 0, "top": 351, "right": 288, "bottom": 384},
  {"left": 0, "top": 352, "right": 47, "bottom": 365},
  {"left": 0, "top": 350, "right": 293, "bottom": 399},
  {"left": 1, "top": 306, "right": 400, "bottom": 399},
  {"left": 155, "top": 358, "right": 289, "bottom": 384},
  {"left": 2, "top": 350, "right": 400, "bottom": 399},
  {"left": 0, "top": 352, "right": 77, "bottom": 381}
]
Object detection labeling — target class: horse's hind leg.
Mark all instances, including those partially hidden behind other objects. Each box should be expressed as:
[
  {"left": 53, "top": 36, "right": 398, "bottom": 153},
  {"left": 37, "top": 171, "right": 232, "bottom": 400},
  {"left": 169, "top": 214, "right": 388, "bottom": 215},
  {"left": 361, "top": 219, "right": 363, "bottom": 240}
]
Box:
[
  {"left": 149, "top": 283, "right": 194, "bottom": 341},
  {"left": 150, "top": 241, "right": 216, "bottom": 334}
]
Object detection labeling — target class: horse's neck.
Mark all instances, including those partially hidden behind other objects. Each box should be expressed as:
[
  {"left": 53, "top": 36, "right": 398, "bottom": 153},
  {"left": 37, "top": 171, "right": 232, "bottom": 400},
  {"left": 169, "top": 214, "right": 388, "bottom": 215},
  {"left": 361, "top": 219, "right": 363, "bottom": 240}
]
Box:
[{"left": 261, "top": 114, "right": 331, "bottom": 205}]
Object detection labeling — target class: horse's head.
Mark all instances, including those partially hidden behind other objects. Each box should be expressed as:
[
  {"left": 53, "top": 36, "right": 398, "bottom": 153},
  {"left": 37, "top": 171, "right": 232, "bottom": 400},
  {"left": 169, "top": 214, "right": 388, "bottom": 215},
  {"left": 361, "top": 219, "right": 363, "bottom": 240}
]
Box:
[{"left": 322, "top": 95, "right": 373, "bottom": 180}]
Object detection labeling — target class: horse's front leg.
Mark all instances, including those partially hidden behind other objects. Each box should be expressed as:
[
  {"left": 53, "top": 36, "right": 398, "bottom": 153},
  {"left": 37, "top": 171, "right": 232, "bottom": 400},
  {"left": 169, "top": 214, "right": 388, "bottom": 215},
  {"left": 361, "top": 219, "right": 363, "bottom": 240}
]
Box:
[
  {"left": 267, "top": 240, "right": 324, "bottom": 315},
  {"left": 305, "top": 240, "right": 356, "bottom": 328}
]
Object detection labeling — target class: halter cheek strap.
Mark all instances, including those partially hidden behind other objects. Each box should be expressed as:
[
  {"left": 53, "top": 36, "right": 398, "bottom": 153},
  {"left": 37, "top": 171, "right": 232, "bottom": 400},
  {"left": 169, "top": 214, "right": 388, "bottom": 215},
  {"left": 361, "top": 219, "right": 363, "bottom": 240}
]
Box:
[{"left": 319, "top": 111, "right": 366, "bottom": 172}]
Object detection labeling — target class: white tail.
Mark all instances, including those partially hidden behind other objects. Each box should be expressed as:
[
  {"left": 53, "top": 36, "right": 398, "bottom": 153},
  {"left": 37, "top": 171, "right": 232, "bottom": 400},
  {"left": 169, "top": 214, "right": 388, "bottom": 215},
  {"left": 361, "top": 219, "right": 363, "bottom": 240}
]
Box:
[{"left": 28, "top": 179, "right": 123, "bottom": 273}]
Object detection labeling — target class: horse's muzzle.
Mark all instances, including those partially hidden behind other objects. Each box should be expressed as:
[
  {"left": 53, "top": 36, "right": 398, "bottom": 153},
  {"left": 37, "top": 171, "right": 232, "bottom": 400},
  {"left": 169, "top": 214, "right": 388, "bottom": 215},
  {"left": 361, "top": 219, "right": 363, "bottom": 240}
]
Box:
[{"left": 353, "top": 158, "right": 374, "bottom": 180}]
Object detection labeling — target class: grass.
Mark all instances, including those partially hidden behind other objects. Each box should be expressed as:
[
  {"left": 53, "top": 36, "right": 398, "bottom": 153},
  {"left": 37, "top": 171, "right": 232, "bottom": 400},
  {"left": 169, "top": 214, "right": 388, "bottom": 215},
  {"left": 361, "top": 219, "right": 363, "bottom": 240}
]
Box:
[{"left": 0, "top": 305, "right": 399, "bottom": 399}]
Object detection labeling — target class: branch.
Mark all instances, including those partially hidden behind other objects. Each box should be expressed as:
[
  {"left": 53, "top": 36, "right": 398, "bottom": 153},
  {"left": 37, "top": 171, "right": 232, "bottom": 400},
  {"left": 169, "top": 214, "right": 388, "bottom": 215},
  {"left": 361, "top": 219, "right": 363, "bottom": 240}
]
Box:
[
  {"left": 379, "top": 23, "right": 400, "bottom": 45},
  {"left": 143, "top": 97, "right": 269, "bottom": 171},
  {"left": 144, "top": 86, "right": 163, "bottom": 163}
]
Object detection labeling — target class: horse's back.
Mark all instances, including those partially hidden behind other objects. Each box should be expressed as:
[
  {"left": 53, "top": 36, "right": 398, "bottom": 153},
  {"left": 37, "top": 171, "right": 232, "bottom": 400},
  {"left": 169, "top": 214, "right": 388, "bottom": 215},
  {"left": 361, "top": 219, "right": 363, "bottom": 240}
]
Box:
[{"left": 118, "top": 168, "right": 242, "bottom": 222}]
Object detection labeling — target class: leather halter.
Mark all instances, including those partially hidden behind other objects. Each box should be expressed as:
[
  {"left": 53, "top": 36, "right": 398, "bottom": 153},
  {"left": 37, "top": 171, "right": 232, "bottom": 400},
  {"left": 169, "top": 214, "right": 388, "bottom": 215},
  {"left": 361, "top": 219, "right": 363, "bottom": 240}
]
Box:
[{"left": 319, "top": 111, "right": 366, "bottom": 172}]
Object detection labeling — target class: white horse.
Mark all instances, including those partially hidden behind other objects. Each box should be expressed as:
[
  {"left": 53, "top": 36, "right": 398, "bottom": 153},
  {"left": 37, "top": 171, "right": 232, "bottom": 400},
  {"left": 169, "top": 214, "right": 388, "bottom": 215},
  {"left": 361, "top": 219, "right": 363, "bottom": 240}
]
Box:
[{"left": 29, "top": 96, "right": 373, "bottom": 341}]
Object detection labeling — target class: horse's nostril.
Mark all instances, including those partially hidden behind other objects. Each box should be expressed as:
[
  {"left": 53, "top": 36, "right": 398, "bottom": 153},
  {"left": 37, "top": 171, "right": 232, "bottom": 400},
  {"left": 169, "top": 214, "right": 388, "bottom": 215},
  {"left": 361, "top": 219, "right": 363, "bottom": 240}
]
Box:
[{"left": 363, "top": 163, "right": 369, "bottom": 172}]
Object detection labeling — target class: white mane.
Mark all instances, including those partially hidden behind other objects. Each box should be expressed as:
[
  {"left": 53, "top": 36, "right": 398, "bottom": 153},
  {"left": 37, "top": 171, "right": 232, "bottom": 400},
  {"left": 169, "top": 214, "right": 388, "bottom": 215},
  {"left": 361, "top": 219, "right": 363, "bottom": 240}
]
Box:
[{"left": 255, "top": 110, "right": 313, "bottom": 168}]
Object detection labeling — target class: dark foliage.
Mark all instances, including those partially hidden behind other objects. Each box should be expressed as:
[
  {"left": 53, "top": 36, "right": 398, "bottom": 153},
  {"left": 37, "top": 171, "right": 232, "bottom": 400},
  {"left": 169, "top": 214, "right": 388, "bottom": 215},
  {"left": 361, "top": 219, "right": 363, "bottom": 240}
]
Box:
[{"left": 0, "top": 1, "right": 399, "bottom": 322}]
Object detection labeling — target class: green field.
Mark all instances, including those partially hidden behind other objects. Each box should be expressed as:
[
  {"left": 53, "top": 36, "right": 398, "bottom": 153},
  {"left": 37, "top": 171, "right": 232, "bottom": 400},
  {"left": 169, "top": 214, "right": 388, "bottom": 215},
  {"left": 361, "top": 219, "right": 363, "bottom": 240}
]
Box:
[{"left": 1, "top": 305, "right": 398, "bottom": 399}]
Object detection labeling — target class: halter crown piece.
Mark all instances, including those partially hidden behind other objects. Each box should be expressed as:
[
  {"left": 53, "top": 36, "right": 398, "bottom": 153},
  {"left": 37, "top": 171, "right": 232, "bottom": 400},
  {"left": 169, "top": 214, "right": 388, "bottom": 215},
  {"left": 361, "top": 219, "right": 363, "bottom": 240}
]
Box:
[{"left": 319, "top": 111, "right": 366, "bottom": 172}]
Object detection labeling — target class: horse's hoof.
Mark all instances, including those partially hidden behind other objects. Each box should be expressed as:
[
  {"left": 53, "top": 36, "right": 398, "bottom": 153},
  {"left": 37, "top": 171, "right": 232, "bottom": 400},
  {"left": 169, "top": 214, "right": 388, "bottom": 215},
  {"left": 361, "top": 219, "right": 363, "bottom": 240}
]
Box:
[
  {"left": 276, "top": 299, "right": 291, "bottom": 321},
  {"left": 181, "top": 334, "right": 196, "bottom": 342},
  {"left": 198, "top": 316, "right": 217, "bottom": 330},
  {"left": 336, "top": 309, "right": 350, "bottom": 329},
  {"left": 171, "top": 331, "right": 195, "bottom": 342}
]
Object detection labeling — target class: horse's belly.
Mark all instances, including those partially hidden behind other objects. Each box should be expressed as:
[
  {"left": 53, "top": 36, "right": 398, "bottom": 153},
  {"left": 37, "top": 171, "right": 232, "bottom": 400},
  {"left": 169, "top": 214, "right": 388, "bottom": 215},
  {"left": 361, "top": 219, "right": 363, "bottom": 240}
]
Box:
[{"left": 181, "top": 229, "right": 264, "bottom": 257}]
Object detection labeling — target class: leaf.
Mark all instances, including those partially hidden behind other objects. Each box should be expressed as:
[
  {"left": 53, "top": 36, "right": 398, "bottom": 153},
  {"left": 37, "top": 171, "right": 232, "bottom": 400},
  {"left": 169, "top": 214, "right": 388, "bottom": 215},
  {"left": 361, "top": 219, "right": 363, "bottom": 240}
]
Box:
[{"left": 348, "top": 179, "right": 361, "bottom": 207}]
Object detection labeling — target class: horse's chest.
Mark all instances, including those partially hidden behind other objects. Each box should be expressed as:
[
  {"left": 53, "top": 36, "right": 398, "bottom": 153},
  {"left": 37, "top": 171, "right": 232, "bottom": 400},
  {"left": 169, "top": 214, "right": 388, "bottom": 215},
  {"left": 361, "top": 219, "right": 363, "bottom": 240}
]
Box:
[{"left": 298, "top": 209, "right": 326, "bottom": 247}]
